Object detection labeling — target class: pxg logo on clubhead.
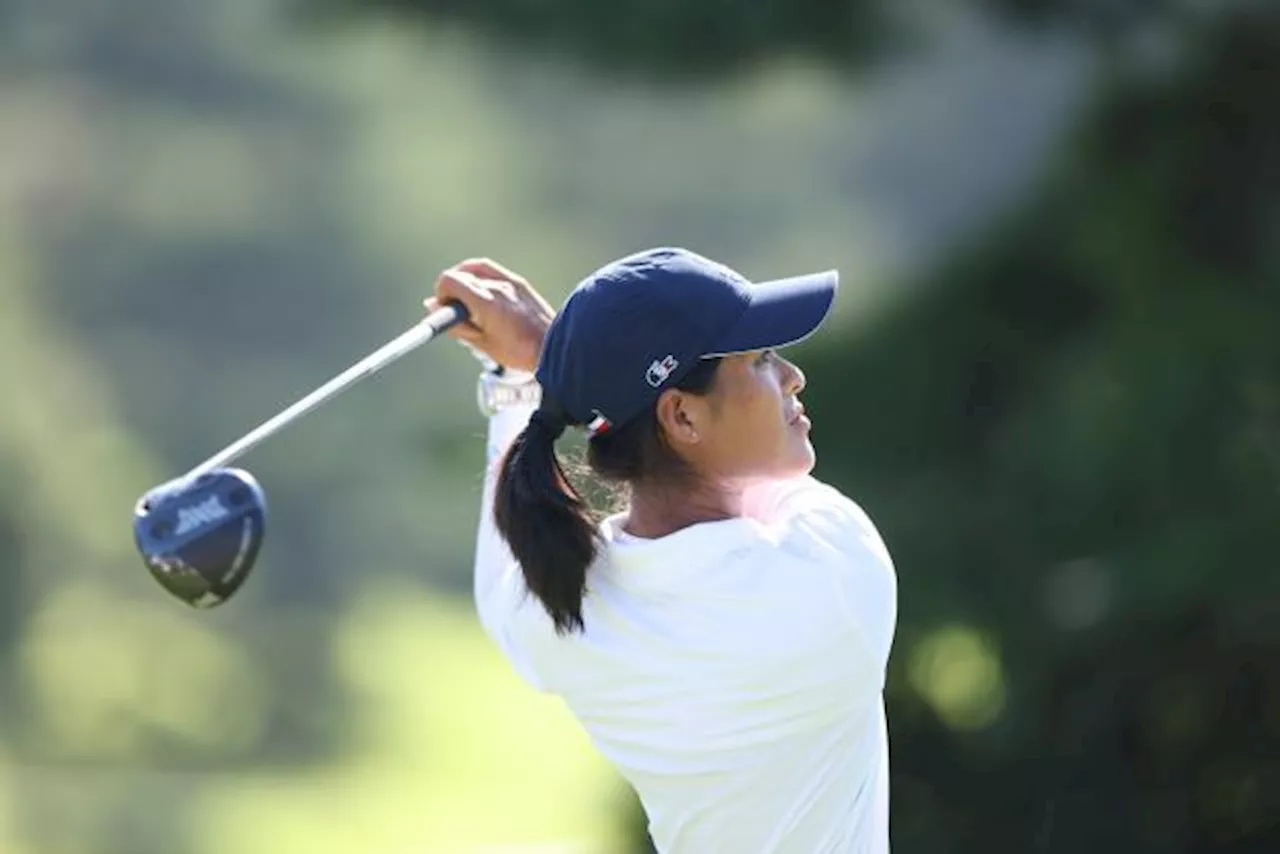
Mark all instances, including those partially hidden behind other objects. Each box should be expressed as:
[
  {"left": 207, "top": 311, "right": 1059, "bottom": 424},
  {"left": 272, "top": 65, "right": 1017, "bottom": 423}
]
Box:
[{"left": 133, "top": 468, "right": 266, "bottom": 608}]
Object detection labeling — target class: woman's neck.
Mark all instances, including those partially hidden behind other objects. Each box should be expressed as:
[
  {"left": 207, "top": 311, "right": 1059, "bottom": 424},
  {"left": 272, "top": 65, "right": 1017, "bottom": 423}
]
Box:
[{"left": 622, "top": 478, "right": 744, "bottom": 539}]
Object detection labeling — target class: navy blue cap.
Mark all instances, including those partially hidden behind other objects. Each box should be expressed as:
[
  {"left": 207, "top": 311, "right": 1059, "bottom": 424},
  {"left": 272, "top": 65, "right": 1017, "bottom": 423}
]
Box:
[{"left": 536, "top": 247, "right": 838, "bottom": 437}]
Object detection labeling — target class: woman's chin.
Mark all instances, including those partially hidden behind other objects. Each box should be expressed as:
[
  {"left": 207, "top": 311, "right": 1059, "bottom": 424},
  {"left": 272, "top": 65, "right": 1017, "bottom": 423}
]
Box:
[{"left": 783, "top": 439, "right": 817, "bottom": 478}]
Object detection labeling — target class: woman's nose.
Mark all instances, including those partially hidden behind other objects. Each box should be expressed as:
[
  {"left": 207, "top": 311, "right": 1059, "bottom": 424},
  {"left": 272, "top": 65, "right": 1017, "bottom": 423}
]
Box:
[{"left": 779, "top": 355, "right": 806, "bottom": 395}]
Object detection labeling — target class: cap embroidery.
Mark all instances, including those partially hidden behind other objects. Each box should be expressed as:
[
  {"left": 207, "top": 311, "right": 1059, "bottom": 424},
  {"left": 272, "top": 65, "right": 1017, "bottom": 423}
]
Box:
[
  {"left": 586, "top": 411, "right": 612, "bottom": 437},
  {"left": 646, "top": 355, "right": 679, "bottom": 387}
]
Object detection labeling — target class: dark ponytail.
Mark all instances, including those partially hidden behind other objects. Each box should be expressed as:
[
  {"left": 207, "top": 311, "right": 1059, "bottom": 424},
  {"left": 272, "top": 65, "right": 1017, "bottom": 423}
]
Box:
[
  {"left": 493, "top": 407, "right": 598, "bottom": 635},
  {"left": 493, "top": 358, "right": 722, "bottom": 635}
]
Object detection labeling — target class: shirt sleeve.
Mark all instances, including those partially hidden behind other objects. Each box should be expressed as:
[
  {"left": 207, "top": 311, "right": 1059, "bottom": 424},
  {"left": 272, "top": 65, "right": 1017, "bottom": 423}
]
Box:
[{"left": 471, "top": 403, "right": 548, "bottom": 690}]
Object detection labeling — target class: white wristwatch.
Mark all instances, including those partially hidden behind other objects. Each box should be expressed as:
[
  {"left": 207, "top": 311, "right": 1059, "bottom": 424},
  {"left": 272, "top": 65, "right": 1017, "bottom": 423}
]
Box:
[
  {"left": 476, "top": 365, "right": 542, "bottom": 417},
  {"left": 460, "top": 341, "right": 542, "bottom": 416}
]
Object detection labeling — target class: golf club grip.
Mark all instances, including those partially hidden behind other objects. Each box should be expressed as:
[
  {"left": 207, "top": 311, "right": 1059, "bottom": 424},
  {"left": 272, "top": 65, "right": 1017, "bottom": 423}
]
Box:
[{"left": 184, "top": 302, "right": 470, "bottom": 480}]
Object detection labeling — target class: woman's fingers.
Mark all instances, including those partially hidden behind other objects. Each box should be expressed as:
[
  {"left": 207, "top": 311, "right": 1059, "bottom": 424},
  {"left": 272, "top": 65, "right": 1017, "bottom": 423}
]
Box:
[
  {"left": 428, "top": 258, "right": 551, "bottom": 373},
  {"left": 456, "top": 257, "right": 530, "bottom": 288},
  {"left": 436, "top": 269, "right": 494, "bottom": 307},
  {"left": 433, "top": 270, "right": 495, "bottom": 335}
]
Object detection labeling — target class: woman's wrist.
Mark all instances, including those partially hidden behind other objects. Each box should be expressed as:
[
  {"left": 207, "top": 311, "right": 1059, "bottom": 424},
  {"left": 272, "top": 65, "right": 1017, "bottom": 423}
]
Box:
[{"left": 508, "top": 323, "right": 549, "bottom": 375}]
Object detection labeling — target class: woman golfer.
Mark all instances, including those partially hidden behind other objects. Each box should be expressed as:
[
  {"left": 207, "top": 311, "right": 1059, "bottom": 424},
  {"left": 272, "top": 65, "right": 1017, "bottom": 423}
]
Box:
[{"left": 429, "top": 247, "right": 898, "bottom": 853}]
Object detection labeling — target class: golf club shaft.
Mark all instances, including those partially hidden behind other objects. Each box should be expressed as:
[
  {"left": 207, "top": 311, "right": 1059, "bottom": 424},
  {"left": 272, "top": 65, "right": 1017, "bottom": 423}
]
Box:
[{"left": 184, "top": 302, "right": 469, "bottom": 481}]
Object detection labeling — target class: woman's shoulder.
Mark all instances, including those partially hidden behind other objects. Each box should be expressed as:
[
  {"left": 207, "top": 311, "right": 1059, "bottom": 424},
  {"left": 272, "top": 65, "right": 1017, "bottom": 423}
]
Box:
[{"left": 747, "top": 477, "right": 888, "bottom": 552}]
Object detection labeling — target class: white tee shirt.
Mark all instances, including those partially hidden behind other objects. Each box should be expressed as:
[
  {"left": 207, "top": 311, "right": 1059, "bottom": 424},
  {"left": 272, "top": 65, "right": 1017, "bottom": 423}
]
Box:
[{"left": 473, "top": 407, "right": 898, "bottom": 854}]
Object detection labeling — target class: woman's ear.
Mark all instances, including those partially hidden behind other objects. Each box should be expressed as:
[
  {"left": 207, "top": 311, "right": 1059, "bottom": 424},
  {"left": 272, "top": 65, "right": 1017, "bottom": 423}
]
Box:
[{"left": 654, "top": 390, "right": 703, "bottom": 446}]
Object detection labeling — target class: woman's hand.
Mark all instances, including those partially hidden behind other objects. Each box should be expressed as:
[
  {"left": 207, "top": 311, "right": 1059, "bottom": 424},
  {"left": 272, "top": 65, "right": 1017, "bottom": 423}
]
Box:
[{"left": 426, "top": 258, "right": 555, "bottom": 374}]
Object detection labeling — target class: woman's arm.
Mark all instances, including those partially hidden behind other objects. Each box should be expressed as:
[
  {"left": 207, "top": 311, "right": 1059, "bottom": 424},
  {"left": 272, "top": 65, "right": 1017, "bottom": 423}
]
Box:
[{"left": 472, "top": 402, "right": 536, "bottom": 633}]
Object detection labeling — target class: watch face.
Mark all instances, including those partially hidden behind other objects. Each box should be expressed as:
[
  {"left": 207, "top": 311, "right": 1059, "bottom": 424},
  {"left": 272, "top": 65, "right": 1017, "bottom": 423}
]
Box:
[{"left": 478, "top": 373, "right": 541, "bottom": 416}]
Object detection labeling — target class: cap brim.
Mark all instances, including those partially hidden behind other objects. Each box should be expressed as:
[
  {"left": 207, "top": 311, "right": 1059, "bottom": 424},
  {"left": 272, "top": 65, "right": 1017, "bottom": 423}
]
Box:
[{"left": 702, "top": 270, "right": 838, "bottom": 358}]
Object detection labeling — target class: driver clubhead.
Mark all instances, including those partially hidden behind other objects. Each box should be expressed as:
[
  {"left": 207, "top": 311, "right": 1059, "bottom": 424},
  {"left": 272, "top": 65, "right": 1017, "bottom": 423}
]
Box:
[{"left": 133, "top": 468, "right": 266, "bottom": 608}]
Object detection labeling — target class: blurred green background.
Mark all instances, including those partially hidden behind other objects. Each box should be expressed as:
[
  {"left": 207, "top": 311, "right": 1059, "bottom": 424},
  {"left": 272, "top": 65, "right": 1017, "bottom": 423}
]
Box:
[{"left": 0, "top": 0, "right": 1276, "bottom": 851}]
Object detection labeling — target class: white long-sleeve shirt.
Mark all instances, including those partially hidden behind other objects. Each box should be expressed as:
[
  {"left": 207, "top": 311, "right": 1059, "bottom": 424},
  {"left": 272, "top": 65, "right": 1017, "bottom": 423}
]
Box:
[{"left": 474, "top": 405, "right": 898, "bottom": 854}]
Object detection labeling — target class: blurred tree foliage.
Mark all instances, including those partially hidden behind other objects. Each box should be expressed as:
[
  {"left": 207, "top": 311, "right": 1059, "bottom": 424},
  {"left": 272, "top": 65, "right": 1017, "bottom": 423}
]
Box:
[
  {"left": 304, "top": 0, "right": 1228, "bottom": 79},
  {"left": 301, "top": 0, "right": 893, "bottom": 79},
  {"left": 313, "top": 0, "right": 1280, "bottom": 851}
]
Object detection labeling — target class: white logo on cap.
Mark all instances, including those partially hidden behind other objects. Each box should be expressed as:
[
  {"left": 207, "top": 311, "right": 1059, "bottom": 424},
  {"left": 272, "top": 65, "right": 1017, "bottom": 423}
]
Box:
[{"left": 646, "top": 355, "right": 679, "bottom": 387}]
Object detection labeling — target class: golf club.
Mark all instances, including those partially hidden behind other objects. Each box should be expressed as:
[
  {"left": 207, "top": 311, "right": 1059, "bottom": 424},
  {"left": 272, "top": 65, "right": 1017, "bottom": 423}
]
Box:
[{"left": 132, "top": 301, "right": 470, "bottom": 608}]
